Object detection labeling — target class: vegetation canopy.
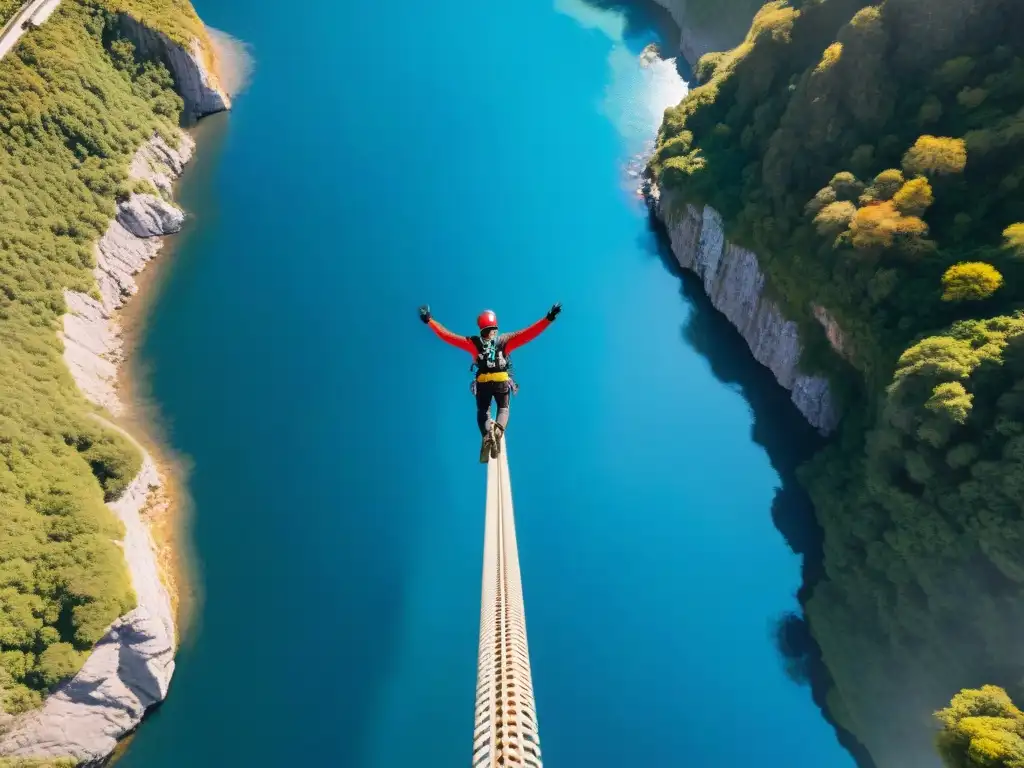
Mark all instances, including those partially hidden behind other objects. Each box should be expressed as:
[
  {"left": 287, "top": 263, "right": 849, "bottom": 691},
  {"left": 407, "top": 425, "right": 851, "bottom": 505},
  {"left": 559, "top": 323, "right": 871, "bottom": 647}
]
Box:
[
  {"left": 648, "top": 0, "right": 1024, "bottom": 763},
  {"left": 936, "top": 686, "right": 1024, "bottom": 768},
  {"left": 0, "top": 0, "right": 188, "bottom": 710}
]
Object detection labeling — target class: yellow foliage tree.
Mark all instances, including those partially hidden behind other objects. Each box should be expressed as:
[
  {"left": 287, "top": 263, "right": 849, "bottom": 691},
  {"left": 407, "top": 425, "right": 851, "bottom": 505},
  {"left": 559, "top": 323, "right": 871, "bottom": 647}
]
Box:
[
  {"left": 903, "top": 135, "right": 968, "bottom": 176},
  {"left": 935, "top": 686, "right": 1024, "bottom": 768},
  {"left": 925, "top": 381, "right": 973, "bottom": 424},
  {"left": 815, "top": 42, "right": 842, "bottom": 74},
  {"left": 893, "top": 177, "right": 935, "bottom": 216},
  {"left": 749, "top": 1, "right": 799, "bottom": 45},
  {"left": 1004, "top": 223, "right": 1024, "bottom": 257},
  {"left": 941, "top": 262, "right": 1003, "bottom": 301}
]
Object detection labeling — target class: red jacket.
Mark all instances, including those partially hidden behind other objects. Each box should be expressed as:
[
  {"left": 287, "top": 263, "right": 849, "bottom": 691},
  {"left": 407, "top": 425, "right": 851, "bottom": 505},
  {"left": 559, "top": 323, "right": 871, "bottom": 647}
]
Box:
[{"left": 427, "top": 316, "right": 552, "bottom": 357}]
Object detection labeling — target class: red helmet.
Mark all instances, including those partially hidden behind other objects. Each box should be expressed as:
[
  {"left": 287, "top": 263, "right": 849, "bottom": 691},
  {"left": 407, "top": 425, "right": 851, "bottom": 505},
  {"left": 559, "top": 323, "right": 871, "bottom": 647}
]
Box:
[{"left": 476, "top": 309, "right": 498, "bottom": 331}]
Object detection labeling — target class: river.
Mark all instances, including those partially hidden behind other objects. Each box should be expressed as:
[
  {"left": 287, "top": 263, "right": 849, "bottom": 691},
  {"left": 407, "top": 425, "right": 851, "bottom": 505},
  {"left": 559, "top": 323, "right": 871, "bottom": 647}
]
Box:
[{"left": 118, "top": 0, "right": 857, "bottom": 765}]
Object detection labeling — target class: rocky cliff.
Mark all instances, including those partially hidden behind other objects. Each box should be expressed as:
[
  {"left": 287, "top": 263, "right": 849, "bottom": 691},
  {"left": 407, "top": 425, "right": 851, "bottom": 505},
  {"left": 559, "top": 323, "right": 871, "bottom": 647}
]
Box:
[
  {"left": 62, "top": 132, "right": 194, "bottom": 414},
  {"left": 117, "top": 14, "right": 230, "bottom": 122},
  {"left": 0, "top": 130, "right": 197, "bottom": 763},
  {"left": 647, "top": 0, "right": 763, "bottom": 70},
  {"left": 0, "top": 457, "right": 172, "bottom": 766},
  {"left": 646, "top": 182, "right": 839, "bottom": 433}
]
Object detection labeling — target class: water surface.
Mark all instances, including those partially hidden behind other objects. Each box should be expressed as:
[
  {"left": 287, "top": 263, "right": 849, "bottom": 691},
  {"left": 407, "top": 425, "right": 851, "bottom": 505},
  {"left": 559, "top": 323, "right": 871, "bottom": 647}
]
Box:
[{"left": 121, "top": 0, "right": 855, "bottom": 765}]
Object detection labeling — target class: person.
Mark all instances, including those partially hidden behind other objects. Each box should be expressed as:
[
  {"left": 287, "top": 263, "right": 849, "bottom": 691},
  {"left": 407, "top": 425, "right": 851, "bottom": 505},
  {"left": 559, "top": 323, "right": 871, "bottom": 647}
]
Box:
[{"left": 419, "top": 302, "right": 562, "bottom": 462}]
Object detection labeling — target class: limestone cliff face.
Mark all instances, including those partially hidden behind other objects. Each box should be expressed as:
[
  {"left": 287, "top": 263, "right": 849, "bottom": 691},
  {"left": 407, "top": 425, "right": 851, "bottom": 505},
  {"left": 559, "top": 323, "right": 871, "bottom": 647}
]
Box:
[
  {"left": 647, "top": 183, "right": 839, "bottom": 433},
  {"left": 62, "top": 132, "right": 195, "bottom": 415},
  {"left": 648, "top": 0, "right": 763, "bottom": 70},
  {"left": 117, "top": 14, "right": 230, "bottom": 122},
  {"left": 0, "top": 131, "right": 195, "bottom": 764}
]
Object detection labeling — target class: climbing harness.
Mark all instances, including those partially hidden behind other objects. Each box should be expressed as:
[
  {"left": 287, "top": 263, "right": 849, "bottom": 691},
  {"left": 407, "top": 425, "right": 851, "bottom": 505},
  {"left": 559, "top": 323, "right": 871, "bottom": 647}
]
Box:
[{"left": 469, "top": 336, "right": 518, "bottom": 395}]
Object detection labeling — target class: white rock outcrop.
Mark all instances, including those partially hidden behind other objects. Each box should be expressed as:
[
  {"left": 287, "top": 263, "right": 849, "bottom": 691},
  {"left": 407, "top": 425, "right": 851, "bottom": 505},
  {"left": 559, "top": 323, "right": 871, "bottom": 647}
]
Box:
[
  {"left": 647, "top": 183, "right": 839, "bottom": 433},
  {"left": 61, "top": 132, "right": 195, "bottom": 414},
  {"left": 0, "top": 459, "right": 174, "bottom": 765},
  {"left": 648, "top": 0, "right": 763, "bottom": 70},
  {"left": 1, "top": 131, "right": 195, "bottom": 763},
  {"left": 117, "top": 14, "right": 230, "bottom": 122},
  {"left": 118, "top": 193, "right": 185, "bottom": 238}
]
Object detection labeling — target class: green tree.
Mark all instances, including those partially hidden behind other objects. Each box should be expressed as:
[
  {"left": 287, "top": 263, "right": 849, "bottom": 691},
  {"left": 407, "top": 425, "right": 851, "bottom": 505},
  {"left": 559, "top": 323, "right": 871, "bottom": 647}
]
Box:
[
  {"left": 919, "top": 95, "right": 944, "bottom": 124},
  {"left": 958, "top": 87, "right": 989, "bottom": 110},
  {"left": 33, "top": 643, "right": 86, "bottom": 690},
  {"left": 933, "top": 56, "right": 976, "bottom": 92}
]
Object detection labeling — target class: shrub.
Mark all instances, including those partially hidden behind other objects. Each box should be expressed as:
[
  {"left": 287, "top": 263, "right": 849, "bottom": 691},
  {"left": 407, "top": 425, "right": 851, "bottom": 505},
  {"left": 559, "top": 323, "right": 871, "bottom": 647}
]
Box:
[
  {"left": 902, "top": 135, "right": 968, "bottom": 176},
  {"left": 941, "top": 262, "right": 1003, "bottom": 301}
]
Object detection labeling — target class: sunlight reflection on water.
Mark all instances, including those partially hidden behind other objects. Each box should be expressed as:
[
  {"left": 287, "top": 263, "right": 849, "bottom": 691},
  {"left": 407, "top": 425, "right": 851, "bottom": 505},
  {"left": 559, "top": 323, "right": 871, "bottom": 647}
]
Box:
[{"left": 554, "top": 0, "right": 689, "bottom": 196}]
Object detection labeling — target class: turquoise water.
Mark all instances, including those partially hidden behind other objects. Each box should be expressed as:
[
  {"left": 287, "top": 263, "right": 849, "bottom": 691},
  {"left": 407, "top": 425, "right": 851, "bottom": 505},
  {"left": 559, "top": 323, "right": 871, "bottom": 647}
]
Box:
[{"left": 120, "top": 0, "right": 856, "bottom": 765}]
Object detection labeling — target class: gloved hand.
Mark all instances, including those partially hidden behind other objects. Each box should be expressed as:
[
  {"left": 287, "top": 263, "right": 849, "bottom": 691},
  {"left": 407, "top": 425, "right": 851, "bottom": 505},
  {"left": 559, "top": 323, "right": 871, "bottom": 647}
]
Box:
[
  {"left": 546, "top": 302, "right": 562, "bottom": 321},
  {"left": 418, "top": 304, "right": 431, "bottom": 324}
]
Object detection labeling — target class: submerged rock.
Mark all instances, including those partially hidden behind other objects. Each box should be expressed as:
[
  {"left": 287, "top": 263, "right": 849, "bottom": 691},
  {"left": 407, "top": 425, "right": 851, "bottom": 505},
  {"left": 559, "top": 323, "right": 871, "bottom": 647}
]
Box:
[{"left": 639, "top": 42, "right": 662, "bottom": 67}]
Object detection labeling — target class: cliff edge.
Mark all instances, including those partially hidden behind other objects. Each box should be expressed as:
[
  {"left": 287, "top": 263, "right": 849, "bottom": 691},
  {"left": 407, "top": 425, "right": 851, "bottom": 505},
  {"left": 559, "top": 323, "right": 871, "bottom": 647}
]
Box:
[
  {"left": 1, "top": 128, "right": 198, "bottom": 767},
  {"left": 117, "top": 13, "right": 231, "bottom": 122},
  {"left": 0, "top": 7, "right": 226, "bottom": 762},
  {"left": 647, "top": 0, "right": 763, "bottom": 70},
  {"left": 645, "top": 181, "right": 839, "bottom": 433}
]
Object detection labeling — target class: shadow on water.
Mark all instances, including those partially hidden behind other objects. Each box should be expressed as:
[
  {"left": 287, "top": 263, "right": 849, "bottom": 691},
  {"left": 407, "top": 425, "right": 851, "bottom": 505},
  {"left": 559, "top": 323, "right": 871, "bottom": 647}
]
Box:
[{"left": 636, "top": 216, "right": 876, "bottom": 768}]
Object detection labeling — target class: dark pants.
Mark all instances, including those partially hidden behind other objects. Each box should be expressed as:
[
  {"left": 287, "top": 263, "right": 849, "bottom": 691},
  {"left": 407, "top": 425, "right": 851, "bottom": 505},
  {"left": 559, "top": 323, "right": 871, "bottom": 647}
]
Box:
[{"left": 476, "top": 380, "right": 510, "bottom": 437}]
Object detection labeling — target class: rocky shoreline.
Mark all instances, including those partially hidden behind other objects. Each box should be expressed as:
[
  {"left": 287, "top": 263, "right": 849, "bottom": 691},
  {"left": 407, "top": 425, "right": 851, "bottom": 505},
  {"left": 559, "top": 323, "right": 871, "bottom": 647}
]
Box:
[
  {"left": 0, "top": 16, "right": 236, "bottom": 765},
  {"left": 627, "top": 40, "right": 838, "bottom": 432}
]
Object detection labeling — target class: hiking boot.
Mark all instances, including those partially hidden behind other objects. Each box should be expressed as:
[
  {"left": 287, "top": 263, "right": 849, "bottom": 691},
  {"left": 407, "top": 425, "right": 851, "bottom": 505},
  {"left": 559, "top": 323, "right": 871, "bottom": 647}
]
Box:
[
  {"left": 491, "top": 424, "right": 504, "bottom": 458},
  {"left": 479, "top": 430, "right": 493, "bottom": 464}
]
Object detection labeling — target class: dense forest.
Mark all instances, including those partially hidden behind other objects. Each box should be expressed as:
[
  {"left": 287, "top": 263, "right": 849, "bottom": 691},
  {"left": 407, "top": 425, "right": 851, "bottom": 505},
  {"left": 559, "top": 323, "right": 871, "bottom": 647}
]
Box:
[
  {"left": 648, "top": 0, "right": 1024, "bottom": 765},
  {"left": 0, "top": 0, "right": 197, "bottom": 711}
]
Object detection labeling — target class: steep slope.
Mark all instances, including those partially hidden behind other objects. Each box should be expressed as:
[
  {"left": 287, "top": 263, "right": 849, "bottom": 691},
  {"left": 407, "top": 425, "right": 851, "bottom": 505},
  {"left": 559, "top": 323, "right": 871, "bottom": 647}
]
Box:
[
  {"left": 647, "top": 0, "right": 1024, "bottom": 765},
  {"left": 648, "top": 0, "right": 764, "bottom": 68}
]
